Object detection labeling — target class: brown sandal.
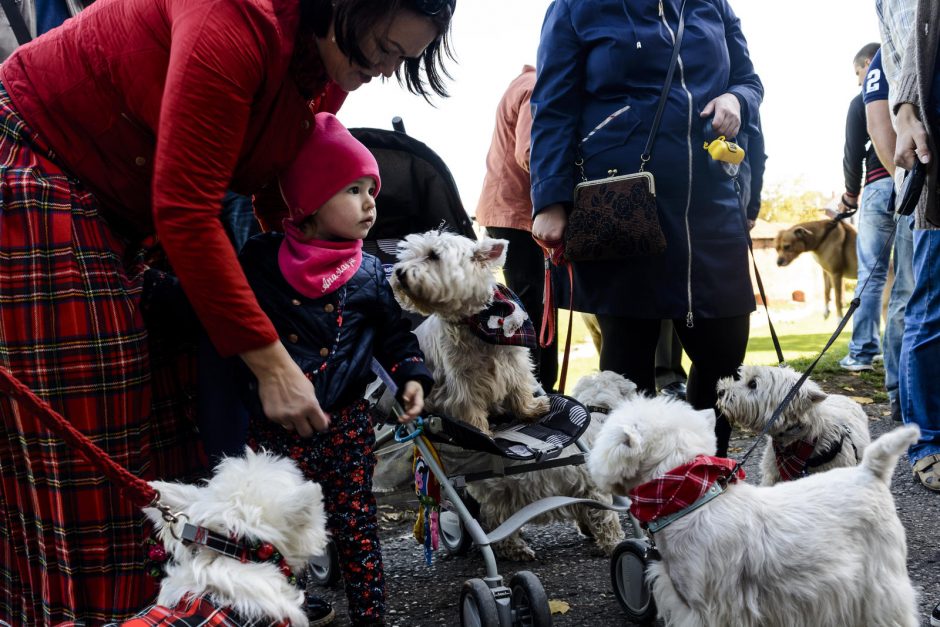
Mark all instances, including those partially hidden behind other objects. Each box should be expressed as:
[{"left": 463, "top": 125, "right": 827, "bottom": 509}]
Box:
[{"left": 912, "top": 454, "right": 940, "bottom": 492}]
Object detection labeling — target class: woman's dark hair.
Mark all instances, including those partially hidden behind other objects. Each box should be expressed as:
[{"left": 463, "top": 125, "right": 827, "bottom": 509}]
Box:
[{"left": 300, "top": 0, "right": 455, "bottom": 100}]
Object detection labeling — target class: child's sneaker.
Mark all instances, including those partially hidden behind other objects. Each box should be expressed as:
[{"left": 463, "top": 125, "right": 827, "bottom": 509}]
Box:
[{"left": 838, "top": 355, "right": 873, "bottom": 372}]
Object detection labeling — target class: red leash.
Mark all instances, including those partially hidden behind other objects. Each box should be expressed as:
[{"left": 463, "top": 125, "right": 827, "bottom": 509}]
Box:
[
  {"left": 0, "top": 366, "right": 165, "bottom": 511},
  {"left": 533, "top": 238, "right": 574, "bottom": 394}
]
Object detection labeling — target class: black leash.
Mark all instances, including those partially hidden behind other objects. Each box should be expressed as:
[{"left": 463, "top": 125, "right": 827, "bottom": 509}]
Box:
[
  {"left": 729, "top": 215, "right": 893, "bottom": 477},
  {"left": 747, "top": 240, "right": 785, "bottom": 365}
]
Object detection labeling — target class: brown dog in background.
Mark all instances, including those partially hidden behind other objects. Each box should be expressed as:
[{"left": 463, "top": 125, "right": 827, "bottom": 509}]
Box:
[{"left": 775, "top": 219, "right": 858, "bottom": 319}]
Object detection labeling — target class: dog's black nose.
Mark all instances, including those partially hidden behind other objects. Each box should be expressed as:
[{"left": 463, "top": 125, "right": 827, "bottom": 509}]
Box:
[
  {"left": 776, "top": 257, "right": 785, "bottom": 267},
  {"left": 718, "top": 388, "right": 726, "bottom": 399}
]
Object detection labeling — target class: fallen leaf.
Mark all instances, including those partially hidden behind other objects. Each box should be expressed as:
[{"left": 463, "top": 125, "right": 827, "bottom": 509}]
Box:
[
  {"left": 849, "top": 396, "right": 874, "bottom": 405},
  {"left": 548, "top": 599, "right": 571, "bottom": 615},
  {"left": 842, "top": 386, "right": 856, "bottom": 392}
]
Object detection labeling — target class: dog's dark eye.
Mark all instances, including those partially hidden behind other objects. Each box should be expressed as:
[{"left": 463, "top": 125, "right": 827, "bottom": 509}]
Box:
[
  {"left": 427, "top": 250, "right": 439, "bottom": 261},
  {"left": 747, "top": 379, "right": 758, "bottom": 390},
  {"left": 782, "top": 245, "right": 790, "bottom": 251}
]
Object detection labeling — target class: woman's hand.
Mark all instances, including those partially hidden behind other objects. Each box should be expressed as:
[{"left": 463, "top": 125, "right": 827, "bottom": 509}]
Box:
[
  {"left": 531, "top": 203, "right": 568, "bottom": 244},
  {"left": 240, "top": 341, "right": 330, "bottom": 436},
  {"left": 895, "top": 103, "right": 930, "bottom": 170},
  {"left": 399, "top": 381, "right": 425, "bottom": 423},
  {"left": 701, "top": 93, "right": 741, "bottom": 138}
]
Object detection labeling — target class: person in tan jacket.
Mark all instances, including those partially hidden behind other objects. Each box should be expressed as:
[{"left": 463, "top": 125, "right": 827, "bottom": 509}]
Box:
[{"left": 476, "top": 65, "right": 558, "bottom": 391}]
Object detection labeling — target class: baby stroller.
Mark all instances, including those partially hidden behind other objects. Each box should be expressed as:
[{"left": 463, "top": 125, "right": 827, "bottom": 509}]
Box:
[{"left": 305, "top": 122, "right": 656, "bottom": 627}]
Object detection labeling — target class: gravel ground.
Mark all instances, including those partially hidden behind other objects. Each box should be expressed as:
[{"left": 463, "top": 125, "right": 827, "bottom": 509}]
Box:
[{"left": 314, "top": 373, "right": 940, "bottom": 626}]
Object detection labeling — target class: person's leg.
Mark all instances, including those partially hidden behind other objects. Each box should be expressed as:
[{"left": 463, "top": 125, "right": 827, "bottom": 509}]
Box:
[
  {"left": 486, "top": 227, "right": 558, "bottom": 391},
  {"left": 595, "top": 316, "right": 660, "bottom": 396},
  {"left": 655, "top": 320, "right": 687, "bottom": 394},
  {"left": 844, "top": 178, "right": 896, "bottom": 367},
  {"left": 884, "top": 215, "right": 914, "bottom": 418},
  {"left": 899, "top": 229, "right": 940, "bottom": 485},
  {"left": 674, "top": 314, "right": 750, "bottom": 457},
  {"left": 249, "top": 400, "right": 385, "bottom": 624}
]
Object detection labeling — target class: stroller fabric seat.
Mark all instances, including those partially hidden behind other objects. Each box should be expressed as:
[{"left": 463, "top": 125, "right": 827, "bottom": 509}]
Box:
[{"left": 423, "top": 395, "right": 590, "bottom": 461}]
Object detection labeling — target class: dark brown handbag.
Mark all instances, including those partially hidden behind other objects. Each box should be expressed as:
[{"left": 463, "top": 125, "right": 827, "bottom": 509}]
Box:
[{"left": 563, "top": 0, "right": 686, "bottom": 262}]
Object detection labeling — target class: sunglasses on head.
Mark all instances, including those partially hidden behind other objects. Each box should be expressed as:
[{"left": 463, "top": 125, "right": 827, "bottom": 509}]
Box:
[{"left": 413, "top": 0, "right": 455, "bottom": 16}]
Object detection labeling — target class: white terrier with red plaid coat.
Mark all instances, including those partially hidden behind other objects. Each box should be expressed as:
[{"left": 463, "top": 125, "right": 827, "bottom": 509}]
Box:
[
  {"left": 588, "top": 394, "right": 919, "bottom": 627},
  {"left": 391, "top": 230, "right": 550, "bottom": 435},
  {"left": 128, "top": 450, "right": 328, "bottom": 627},
  {"left": 716, "top": 364, "right": 871, "bottom": 485}
]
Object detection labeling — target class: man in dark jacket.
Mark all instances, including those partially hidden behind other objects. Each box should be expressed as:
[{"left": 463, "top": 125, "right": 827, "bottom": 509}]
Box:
[{"left": 838, "top": 43, "right": 895, "bottom": 372}]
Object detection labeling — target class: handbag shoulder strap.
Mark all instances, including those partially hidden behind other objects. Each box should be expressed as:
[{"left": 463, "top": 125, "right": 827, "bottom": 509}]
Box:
[
  {"left": 640, "top": 0, "right": 688, "bottom": 171},
  {"left": 0, "top": 0, "right": 31, "bottom": 47}
]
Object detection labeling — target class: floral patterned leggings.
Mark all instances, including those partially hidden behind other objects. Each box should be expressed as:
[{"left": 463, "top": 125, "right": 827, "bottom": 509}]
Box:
[{"left": 249, "top": 399, "right": 384, "bottom": 625}]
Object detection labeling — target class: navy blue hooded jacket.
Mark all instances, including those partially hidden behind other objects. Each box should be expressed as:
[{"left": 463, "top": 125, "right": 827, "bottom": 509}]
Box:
[
  {"left": 239, "top": 233, "right": 433, "bottom": 412},
  {"left": 530, "top": 0, "right": 763, "bottom": 322}
]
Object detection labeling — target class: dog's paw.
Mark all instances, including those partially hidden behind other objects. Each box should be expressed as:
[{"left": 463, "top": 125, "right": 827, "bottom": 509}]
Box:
[{"left": 518, "top": 394, "right": 551, "bottom": 422}]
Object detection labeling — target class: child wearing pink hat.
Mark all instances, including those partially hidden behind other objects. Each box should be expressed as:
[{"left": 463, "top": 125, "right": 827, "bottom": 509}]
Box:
[{"left": 237, "top": 112, "right": 433, "bottom": 626}]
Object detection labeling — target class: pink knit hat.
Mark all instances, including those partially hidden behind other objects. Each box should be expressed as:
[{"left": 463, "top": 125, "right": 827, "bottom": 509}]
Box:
[{"left": 279, "top": 112, "right": 381, "bottom": 223}]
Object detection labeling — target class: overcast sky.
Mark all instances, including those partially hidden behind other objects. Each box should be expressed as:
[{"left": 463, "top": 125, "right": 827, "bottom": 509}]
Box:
[{"left": 338, "top": 1, "right": 882, "bottom": 215}]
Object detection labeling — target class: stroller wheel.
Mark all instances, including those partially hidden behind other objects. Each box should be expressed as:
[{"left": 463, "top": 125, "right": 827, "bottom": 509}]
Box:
[
  {"left": 460, "top": 578, "right": 500, "bottom": 627},
  {"left": 610, "top": 539, "right": 657, "bottom": 624},
  {"left": 308, "top": 540, "right": 341, "bottom": 587},
  {"left": 509, "top": 571, "right": 551, "bottom": 626},
  {"left": 439, "top": 491, "right": 480, "bottom": 556}
]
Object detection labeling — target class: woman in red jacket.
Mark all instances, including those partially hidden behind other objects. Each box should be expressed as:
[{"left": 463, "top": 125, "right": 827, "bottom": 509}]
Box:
[{"left": 0, "top": 0, "right": 454, "bottom": 624}]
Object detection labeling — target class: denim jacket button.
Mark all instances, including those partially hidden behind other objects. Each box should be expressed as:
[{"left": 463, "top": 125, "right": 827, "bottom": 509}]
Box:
[
  {"left": 324, "top": 303, "right": 335, "bottom": 313},
  {"left": 287, "top": 333, "right": 299, "bottom": 344},
  {"left": 291, "top": 299, "right": 301, "bottom": 306},
  {"left": 134, "top": 156, "right": 146, "bottom": 166},
  {"left": 319, "top": 347, "right": 329, "bottom": 357}
]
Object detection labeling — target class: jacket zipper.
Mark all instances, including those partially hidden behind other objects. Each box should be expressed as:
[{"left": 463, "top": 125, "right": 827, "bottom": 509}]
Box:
[{"left": 658, "top": 6, "right": 695, "bottom": 328}]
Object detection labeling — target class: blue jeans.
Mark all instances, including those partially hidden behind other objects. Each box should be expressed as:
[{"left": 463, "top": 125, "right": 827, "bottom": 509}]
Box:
[
  {"left": 899, "top": 229, "right": 940, "bottom": 465},
  {"left": 883, "top": 214, "right": 914, "bottom": 403},
  {"left": 848, "top": 177, "right": 896, "bottom": 361}
]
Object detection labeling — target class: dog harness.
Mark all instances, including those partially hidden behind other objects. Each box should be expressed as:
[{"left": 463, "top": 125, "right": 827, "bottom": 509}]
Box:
[
  {"left": 772, "top": 424, "right": 859, "bottom": 481},
  {"left": 462, "top": 284, "right": 537, "bottom": 349},
  {"left": 628, "top": 455, "right": 745, "bottom": 533}
]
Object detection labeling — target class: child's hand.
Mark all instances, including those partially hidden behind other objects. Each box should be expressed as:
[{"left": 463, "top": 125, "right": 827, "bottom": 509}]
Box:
[{"left": 399, "top": 381, "right": 425, "bottom": 423}]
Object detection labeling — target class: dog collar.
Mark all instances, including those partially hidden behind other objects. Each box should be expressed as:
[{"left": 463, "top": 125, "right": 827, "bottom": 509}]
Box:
[
  {"left": 180, "top": 523, "right": 297, "bottom": 585},
  {"left": 461, "top": 284, "right": 537, "bottom": 349},
  {"left": 629, "top": 455, "right": 744, "bottom": 533},
  {"left": 585, "top": 405, "right": 610, "bottom": 414},
  {"left": 773, "top": 424, "right": 855, "bottom": 481}
]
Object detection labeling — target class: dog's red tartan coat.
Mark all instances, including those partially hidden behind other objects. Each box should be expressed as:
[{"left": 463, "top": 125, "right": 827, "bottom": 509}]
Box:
[
  {"left": 628, "top": 455, "right": 745, "bottom": 524},
  {"left": 107, "top": 595, "right": 290, "bottom": 627}
]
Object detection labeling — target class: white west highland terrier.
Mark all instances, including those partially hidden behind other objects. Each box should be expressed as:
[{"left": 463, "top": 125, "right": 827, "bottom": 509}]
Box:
[
  {"left": 588, "top": 394, "right": 920, "bottom": 627},
  {"left": 466, "top": 370, "right": 637, "bottom": 561},
  {"left": 716, "top": 364, "right": 871, "bottom": 485},
  {"left": 390, "top": 230, "right": 550, "bottom": 434},
  {"left": 139, "top": 449, "right": 328, "bottom": 627}
]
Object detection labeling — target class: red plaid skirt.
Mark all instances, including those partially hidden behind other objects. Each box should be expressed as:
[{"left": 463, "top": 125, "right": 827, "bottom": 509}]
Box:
[{"left": 0, "top": 86, "right": 205, "bottom": 625}]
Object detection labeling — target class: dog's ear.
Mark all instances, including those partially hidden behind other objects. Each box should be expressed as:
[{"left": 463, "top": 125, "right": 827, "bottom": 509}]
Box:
[
  {"left": 807, "top": 388, "right": 827, "bottom": 404},
  {"left": 620, "top": 424, "right": 642, "bottom": 448},
  {"left": 794, "top": 227, "right": 812, "bottom": 240},
  {"left": 290, "top": 481, "right": 329, "bottom": 562},
  {"left": 472, "top": 238, "right": 508, "bottom": 268}
]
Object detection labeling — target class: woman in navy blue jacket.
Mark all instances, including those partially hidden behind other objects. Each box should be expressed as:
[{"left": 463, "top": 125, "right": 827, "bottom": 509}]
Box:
[{"left": 530, "top": 0, "right": 763, "bottom": 455}]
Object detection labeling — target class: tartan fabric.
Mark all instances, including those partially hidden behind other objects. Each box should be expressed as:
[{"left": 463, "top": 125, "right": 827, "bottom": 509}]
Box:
[
  {"left": 771, "top": 438, "right": 817, "bottom": 482},
  {"left": 462, "top": 284, "right": 537, "bottom": 349},
  {"left": 104, "top": 595, "right": 289, "bottom": 627},
  {"left": 0, "top": 85, "right": 205, "bottom": 626},
  {"left": 628, "top": 455, "right": 745, "bottom": 524}
]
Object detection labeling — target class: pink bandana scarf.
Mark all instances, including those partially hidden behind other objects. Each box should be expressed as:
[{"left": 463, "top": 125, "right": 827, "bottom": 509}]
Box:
[
  {"left": 278, "top": 222, "right": 363, "bottom": 299},
  {"left": 628, "top": 455, "right": 745, "bottom": 525}
]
